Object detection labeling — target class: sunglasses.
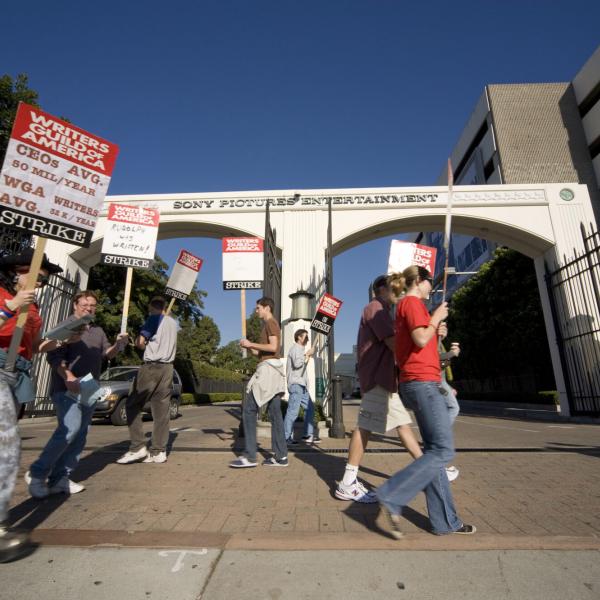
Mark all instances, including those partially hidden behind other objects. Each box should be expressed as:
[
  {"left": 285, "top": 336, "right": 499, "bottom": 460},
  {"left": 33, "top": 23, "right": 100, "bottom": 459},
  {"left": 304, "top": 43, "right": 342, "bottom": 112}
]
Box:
[{"left": 15, "top": 270, "right": 49, "bottom": 286}]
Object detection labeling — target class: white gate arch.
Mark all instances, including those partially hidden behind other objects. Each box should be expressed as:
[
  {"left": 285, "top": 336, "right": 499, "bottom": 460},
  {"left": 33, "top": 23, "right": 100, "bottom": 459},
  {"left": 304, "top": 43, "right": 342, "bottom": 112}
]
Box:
[{"left": 44, "top": 182, "right": 597, "bottom": 416}]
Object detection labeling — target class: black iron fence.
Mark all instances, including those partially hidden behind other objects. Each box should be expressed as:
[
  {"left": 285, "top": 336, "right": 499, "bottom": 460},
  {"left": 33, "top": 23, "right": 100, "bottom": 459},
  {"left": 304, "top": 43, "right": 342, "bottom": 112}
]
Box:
[{"left": 545, "top": 223, "right": 600, "bottom": 416}]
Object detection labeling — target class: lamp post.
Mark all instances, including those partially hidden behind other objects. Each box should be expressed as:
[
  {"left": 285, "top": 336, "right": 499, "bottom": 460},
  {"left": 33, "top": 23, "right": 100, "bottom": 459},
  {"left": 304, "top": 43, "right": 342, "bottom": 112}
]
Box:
[{"left": 289, "top": 290, "right": 314, "bottom": 321}]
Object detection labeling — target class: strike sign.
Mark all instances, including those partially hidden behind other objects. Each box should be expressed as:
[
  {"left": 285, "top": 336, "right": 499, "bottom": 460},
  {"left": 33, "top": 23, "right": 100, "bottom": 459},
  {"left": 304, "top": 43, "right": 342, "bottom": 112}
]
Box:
[
  {"left": 165, "top": 250, "right": 203, "bottom": 300},
  {"left": 387, "top": 240, "right": 437, "bottom": 275},
  {"left": 310, "top": 293, "right": 343, "bottom": 336},
  {"left": 0, "top": 103, "right": 119, "bottom": 247},
  {"left": 222, "top": 237, "right": 264, "bottom": 290},
  {"left": 101, "top": 204, "right": 160, "bottom": 269}
]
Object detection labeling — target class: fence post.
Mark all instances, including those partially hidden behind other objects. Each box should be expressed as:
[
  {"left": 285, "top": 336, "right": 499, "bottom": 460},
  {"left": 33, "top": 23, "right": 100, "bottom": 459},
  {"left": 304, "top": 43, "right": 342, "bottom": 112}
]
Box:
[{"left": 329, "top": 375, "right": 345, "bottom": 438}]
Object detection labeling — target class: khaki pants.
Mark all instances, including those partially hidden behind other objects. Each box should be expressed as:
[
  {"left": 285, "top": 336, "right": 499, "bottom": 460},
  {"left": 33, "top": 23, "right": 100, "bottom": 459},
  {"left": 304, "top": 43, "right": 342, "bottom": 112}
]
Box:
[{"left": 126, "top": 362, "right": 173, "bottom": 453}]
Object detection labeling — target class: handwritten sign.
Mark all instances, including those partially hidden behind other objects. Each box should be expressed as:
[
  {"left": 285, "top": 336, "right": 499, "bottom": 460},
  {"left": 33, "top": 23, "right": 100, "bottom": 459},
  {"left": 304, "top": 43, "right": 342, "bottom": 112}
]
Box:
[{"left": 100, "top": 203, "right": 159, "bottom": 269}]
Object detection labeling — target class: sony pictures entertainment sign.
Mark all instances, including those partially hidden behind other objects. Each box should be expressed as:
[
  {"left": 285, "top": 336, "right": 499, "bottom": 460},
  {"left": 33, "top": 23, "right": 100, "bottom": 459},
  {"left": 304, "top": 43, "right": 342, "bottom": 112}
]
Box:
[
  {"left": 0, "top": 102, "right": 118, "bottom": 246},
  {"left": 165, "top": 250, "right": 203, "bottom": 300},
  {"left": 222, "top": 237, "right": 264, "bottom": 290},
  {"left": 100, "top": 204, "right": 160, "bottom": 269}
]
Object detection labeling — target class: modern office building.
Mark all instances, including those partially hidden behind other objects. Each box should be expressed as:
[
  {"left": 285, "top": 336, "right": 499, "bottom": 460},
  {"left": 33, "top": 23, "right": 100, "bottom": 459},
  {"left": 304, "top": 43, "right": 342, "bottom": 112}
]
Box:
[{"left": 425, "top": 45, "right": 600, "bottom": 297}]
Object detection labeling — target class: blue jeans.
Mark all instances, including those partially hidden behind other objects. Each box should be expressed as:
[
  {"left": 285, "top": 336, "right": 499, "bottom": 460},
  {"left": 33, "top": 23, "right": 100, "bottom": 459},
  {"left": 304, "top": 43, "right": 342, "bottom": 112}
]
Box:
[
  {"left": 242, "top": 391, "right": 287, "bottom": 461},
  {"left": 284, "top": 384, "right": 315, "bottom": 441},
  {"left": 376, "top": 381, "right": 463, "bottom": 535},
  {"left": 30, "top": 391, "right": 94, "bottom": 486},
  {"left": 440, "top": 378, "right": 460, "bottom": 424}
]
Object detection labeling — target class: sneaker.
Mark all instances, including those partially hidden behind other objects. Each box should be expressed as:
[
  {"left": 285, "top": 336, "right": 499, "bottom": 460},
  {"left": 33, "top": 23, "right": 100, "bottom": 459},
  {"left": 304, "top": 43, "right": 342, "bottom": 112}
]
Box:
[
  {"left": 335, "top": 480, "right": 377, "bottom": 503},
  {"left": 262, "top": 457, "right": 289, "bottom": 467},
  {"left": 301, "top": 435, "right": 321, "bottom": 444},
  {"left": 116, "top": 447, "right": 148, "bottom": 464},
  {"left": 48, "top": 477, "right": 85, "bottom": 495},
  {"left": 143, "top": 451, "right": 167, "bottom": 464},
  {"left": 446, "top": 466, "right": 460, "bottom": 482},
  {"left": 286, "top": 438, "right": 298, "bottom": 446},
  {"left": 379, "top": 504, "right": 404, "bottom": 540},
  {"left": 229, "top": 456, "right": 258, "bottom": 468},
  {"left": 453, "top": 524, "right": 476, "bottom": 535},
  {"left": 25, "top": 472, "right": 49, "bottom": 499},
  {"left": 0, "top": 525, "right": 36, "bottom": 563}
]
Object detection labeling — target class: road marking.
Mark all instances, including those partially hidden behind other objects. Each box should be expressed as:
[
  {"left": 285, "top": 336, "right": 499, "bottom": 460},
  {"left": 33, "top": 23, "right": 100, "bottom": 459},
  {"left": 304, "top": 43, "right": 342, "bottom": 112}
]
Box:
[
  {"left": 158, "top": 549, "right": 208, "bottom": 572},
  {"left": 455, "top": 419, "right": 540, "bottom": 433},
  {"left": 546, "top": 425, "right": 574, "bottom": 429}
]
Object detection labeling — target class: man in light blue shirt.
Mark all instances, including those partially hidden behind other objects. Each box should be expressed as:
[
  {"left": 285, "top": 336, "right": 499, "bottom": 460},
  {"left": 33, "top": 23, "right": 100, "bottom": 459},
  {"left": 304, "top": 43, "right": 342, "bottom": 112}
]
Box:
[{"left": 284, "top": 329, "right": 319, "bottom": 444}]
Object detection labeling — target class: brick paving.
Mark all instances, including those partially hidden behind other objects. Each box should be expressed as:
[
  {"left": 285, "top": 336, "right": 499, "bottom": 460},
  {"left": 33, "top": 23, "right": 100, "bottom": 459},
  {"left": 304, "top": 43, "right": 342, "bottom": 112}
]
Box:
[{"left": 9, "top": 404, "right": 600, "bottom": 549}]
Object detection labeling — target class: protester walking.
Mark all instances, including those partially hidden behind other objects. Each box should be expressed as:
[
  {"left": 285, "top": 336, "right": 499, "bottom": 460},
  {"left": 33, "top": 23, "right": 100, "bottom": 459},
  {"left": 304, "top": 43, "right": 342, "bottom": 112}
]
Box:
[
  {"left": 376, "top": 265, "right": 475, "bottom": 538},
  {"left": 284, "top": 328, "right": 319, "bottom": 445},
  {"left": 116, "top": 296, "right": 178, "bottom": 465},
  {"left": 335, "top": 275, "right": 423, "bottom": 503},
  {"left": 230, "top": 297, "right": 287, "bottom": 468},
  {"left": 27, "top": 291, "right": 128, "bottom": 498},
  {"left": 0, "top": 248, "right": 62, "bottom": 562}
]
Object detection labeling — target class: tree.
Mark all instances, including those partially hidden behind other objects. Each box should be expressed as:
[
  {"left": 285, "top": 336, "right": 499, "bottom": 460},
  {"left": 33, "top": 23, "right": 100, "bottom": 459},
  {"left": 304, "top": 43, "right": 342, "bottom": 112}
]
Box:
[
  {"left": 0, "top": 74, "right": 39, "bottom": 165},
  {"left": 178, "top": 315, "right": 220, "bottom": 364},
  {"left": 447, "top": 247, "right": 555, "bottom": 389}
]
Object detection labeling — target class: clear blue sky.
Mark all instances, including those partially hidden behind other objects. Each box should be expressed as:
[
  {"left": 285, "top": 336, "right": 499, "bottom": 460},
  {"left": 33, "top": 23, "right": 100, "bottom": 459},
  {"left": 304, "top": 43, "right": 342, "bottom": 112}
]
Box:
[{"left": 4, "top": 1, "right": 599, "bottom": 351}]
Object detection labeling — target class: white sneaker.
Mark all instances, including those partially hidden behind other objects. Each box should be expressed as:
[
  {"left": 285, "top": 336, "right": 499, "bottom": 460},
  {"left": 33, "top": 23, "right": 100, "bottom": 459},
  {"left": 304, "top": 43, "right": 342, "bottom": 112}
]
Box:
[
  {"left": 229, "top": 456, "right": 258, "bottom": 468},
  {"left": 301, "top": 435, "right": 322, "bottom": 444},
  {"left": 142, "top": 451, "right": 167, "bottom": 464},
  {"left": 25, "top": 472, "right": 49, "bottom": 499},
  {"left": 48, "top": 477, "right": 85, "bottom": 495},
  {"left": 446, "top": 466, "right": 460, "bottom": 482},
  {"left": 335, "top": 480, "right": 377, "bottom": 503},
  {"left": 116, "top": 447, "right": 148, "bottom": 464}
]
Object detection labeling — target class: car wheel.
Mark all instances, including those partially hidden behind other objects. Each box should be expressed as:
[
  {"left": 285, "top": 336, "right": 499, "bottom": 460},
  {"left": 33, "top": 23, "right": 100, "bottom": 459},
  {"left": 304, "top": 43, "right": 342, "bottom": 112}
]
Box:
[
  {"left": 169, "top": 398, "right": 179, "bottom": 420},
  {"left": 111, "top": 398, "right": 128, "bottom": 426}
]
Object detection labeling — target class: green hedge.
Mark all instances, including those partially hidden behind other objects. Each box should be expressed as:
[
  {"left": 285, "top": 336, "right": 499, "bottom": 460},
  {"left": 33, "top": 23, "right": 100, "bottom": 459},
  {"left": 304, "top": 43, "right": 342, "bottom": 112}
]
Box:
[
  {"left": 190, "top": 360, "right": 244, "bottom": 382},
  {"left": 180, "top": 392, "right": 242, "bottom": 405}
]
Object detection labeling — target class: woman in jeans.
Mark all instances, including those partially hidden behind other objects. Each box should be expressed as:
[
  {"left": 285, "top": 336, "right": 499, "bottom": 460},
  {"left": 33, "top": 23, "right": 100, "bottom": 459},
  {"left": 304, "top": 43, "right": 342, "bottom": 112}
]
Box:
[{"left": 376, "top": 265, "right": 475, "bottom": 539}]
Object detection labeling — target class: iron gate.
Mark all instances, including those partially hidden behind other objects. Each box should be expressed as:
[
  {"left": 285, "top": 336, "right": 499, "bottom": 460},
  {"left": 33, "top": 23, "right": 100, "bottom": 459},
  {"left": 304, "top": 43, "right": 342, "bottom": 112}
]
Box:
[
  {"left": 263, "top": 201, "right": 281, "bottom": 320},
  {"left": 545, "top": 223, "right": 600, "bottom": 416}
]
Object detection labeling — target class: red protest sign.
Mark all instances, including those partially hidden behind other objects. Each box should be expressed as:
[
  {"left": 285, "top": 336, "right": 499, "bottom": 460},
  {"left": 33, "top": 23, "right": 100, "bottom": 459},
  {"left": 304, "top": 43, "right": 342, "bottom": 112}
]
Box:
[
  {"left": 0, "top": 103, "right": 119, "bottom": 247},
  {"left": 310, "top": 293, "right": 343, "bottom": 336}
]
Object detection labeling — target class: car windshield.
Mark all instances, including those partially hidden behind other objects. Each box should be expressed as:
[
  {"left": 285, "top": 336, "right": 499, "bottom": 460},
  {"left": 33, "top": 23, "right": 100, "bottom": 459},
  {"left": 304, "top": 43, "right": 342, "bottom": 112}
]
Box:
[{"left": 100, "top": 368, "right": 138, "bottom": 382}]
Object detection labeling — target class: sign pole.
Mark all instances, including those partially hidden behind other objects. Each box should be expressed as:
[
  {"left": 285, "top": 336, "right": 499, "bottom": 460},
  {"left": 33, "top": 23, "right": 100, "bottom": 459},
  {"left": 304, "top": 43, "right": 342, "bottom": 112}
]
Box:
[
  {"left": 4, "top": 238, "right": 48, "bottom": 372},
  {"left": 120, "top": 267, "right": 133, "bottom": 335},
  {"left": 442, "top": 158, "right": 454, "bottom": 303},
  {"left": 240, "top": 289, "right": 247, "bottom": 359},
  {"left": 165, "top": 298, "right": 176, "bottom": 316}
]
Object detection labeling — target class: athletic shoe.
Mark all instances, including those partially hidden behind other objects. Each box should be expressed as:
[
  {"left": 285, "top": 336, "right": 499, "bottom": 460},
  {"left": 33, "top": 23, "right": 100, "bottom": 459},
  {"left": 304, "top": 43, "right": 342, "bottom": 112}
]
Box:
[
  {"left": 48, "top": 477, "right": 85, "bottom": 495},
  {"left": 301, "top": 435, "right": 322, "bottom": 444},
  {"left": 453, "top": 524, "right": 476, "bottom": 535},
  {"left": 379, "top": 504, "right": 404, "bottom": 540},
  {"left": 335, "top": 480, "right": 377, "bottom": 503},
  {"left": 0, "top": 525, "right": 36, "bottom": 563},
  {"left": 25, "top": 472, "right": 49, "bottom": 499},
  {"left": 116, "top": 447, "right": 148, "bottom": 464},
  {"left": 143, "top": 451, "right": 167, "bottom": 464},
  {"left": 286, "top": 438, "right": 298, "bottom": 446},
  {"left": 262, "top": 457, "right": 289, "bottom": 467},
  {"left": 229, "top": 456, "right": 258, "bottom": 468},
  {"left": 446, "top": 466, "right": 460, "bottom": 482}
]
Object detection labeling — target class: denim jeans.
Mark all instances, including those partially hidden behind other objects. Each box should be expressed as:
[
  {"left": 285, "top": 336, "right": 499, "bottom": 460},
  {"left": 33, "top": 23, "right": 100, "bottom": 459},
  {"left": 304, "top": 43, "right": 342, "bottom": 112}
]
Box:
[
  {"left": 30, "top": 391, "right": 94, "bottom": 486},
  {"left": 284, "top": 384, "right": 315, "bottom": 441},
  {"left": 0, "top": 371, "right": 19, "bottom": 523},
  {"left": 440, "top": 378, "right": 460, "bottom": 424},
  {"left": 243, "top": 390, "right": 287, "bottom": 461},
  {"left": 376, "top": 381, "right": 463, "bottom": 534}
]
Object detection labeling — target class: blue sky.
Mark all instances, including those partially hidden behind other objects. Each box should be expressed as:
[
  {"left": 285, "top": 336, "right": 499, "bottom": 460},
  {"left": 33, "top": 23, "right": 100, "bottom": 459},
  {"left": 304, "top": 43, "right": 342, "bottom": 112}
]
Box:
[{"left": 3, "top": 1, "right": 599, "bottom": 351}]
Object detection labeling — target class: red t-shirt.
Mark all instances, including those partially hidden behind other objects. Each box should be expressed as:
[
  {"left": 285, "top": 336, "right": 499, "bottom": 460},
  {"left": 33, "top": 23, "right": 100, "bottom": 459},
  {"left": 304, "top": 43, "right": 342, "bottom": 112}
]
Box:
[
  {"left": 395, "top": 295, "right": 441, "bottom": 382},
  {"left": 0, "top": 288, "right": 42, "bottom": 360}
]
